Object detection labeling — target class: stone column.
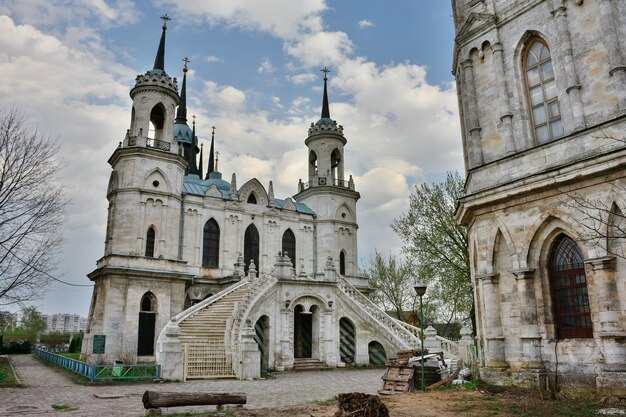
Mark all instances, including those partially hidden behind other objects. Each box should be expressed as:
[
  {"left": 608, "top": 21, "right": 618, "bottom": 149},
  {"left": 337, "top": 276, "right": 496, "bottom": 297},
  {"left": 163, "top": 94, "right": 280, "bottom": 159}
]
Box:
[
  {"left": 513, "top": 269, "right": 543, "bottom": 365},
  {"left": 461, "top": 59, "right": 484, "bottom": 168},
  {"left": 598, "top": 0, "right": 626, "bottom": 112},
  {"left": 477, "top": 273, "right": 506, "bottom": 367},
  {"left": 276, "top": 304, "right": 293, "bottom": 371},
  {"left": 586, "top": 256, "right": 626, "bottom": 389},
  {"left": 239, "top": 326, "right": 261, "bottom": 379},
  {"left": 552, "top": 5, "right": 586, "bottom": 130},
  {"left": 492, "top": 42, "right": 517, "bottom": 154},
  {"left": 323, "top": 310, "right": 337, "bottom": 366},
  {"left": 585, "top": 257, "right": 623, "bottom": 335}
]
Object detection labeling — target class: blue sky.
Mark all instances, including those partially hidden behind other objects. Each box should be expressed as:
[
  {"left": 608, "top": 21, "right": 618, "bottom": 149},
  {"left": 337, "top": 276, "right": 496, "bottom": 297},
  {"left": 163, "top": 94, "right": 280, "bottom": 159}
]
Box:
[{"left": 0, "top": 0, "right": 462, "bottom": 315}]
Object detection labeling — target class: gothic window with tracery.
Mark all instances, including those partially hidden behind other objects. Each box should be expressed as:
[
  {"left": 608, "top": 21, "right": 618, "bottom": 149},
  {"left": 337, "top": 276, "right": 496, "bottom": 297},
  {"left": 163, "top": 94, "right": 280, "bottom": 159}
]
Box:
[
  {"left": 548, "top": 235, "right": 592, "bottom": 339},
  {"left": 202, "top": 218, "right": 220, "bottom": 267},
  {"left": 524, "top": 40, "right": 564, "bottom": 144}
]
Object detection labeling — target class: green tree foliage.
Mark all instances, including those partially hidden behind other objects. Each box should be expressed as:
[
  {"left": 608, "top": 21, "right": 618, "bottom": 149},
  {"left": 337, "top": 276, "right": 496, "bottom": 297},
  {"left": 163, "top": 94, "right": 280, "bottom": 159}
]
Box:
[
  {"left": 367, "top": 252, "right": 416, "bottom": 323},
  {"left": 19, "top": 307, "right": 46, "bottom": 334},
  {"left": 392, "top": 171, "right": 474, "bottom": 334},
  {"left": 68, "top": 332, "right": 83, "bottom": 353}
]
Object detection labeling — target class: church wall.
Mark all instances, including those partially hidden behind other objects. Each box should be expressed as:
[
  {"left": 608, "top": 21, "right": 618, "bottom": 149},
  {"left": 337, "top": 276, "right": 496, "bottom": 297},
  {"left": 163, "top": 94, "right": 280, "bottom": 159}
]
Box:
[
  {"left": 468, "top": 175, "right": 626, "bottom": 391},
  {"left": 454, "top": 0, "right": 625, "bottom": 178}
]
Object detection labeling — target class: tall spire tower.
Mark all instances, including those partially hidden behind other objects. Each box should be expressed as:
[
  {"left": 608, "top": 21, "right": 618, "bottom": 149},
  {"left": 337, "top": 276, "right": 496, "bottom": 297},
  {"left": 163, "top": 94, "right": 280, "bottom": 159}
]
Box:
[{"left": 294, "top": 68, "right": 360, "bottom": 278}]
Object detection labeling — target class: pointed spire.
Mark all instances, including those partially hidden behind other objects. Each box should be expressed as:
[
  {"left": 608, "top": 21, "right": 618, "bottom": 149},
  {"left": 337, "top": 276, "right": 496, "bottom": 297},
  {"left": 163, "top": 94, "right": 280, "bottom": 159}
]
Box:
[
  {"left": 153, "top": 14, "right": 170, "bottom": 71},
  {"left": 320, "top": 66, "right": 331, "bottom": 119},
  {"left": 230, "top": 173, "right": 238, "bottom": 200},
  {"left": 175, "top": 58, "right": 189, "bottom": 123},
  {"left": 268, "top": 181, "right": 275, "bottom": 208},
  {"left": 206, "top": 126, "right": 215, "bottom": 179},
  {"left": 198, "top": 143, "right": 204, "bottom": 177}
]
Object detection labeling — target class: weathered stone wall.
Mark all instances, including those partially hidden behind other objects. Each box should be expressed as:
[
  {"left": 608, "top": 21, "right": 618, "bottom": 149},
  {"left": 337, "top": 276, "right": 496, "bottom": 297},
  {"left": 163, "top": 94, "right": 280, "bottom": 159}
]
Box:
[{"left": 454, "top": 0, "right": 626, "bottom": 395}]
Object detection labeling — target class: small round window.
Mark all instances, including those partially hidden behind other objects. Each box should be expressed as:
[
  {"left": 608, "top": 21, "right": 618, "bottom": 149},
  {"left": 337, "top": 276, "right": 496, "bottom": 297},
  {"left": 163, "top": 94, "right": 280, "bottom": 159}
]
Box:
[
  {"left": 341, "top": 213, "right": 346, "bottom": 218},
  {"left": 153, "top": 180, "right": 160, "bottom": 188}
]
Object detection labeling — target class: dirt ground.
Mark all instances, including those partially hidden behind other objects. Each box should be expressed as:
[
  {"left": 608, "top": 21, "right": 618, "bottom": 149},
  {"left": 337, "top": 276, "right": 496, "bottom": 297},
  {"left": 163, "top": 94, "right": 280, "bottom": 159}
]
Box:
[{"left": 209, "top": 386, "right": 625, "bottom": 417}]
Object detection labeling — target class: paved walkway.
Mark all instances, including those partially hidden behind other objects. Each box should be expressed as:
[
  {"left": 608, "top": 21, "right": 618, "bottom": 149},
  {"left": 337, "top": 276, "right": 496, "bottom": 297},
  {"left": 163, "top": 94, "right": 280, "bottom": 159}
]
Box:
[{"left": 0, "top": 355, "right": 385, "bottom": 416}]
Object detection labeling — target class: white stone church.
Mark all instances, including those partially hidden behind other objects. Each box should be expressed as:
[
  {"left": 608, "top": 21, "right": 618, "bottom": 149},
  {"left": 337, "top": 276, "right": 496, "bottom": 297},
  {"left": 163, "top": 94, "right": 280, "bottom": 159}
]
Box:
[
  {"left": 453, "top": 0, "right": 625, "bottom": 396},
  {"left": 81, "top": 19, "right": 424, "bottom": 379}
]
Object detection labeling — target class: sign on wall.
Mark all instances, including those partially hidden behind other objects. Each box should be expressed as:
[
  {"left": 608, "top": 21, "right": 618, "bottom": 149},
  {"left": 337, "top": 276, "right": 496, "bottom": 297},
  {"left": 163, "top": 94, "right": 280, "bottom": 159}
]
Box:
[{"left": 93, "top": 335, "right": 106, "bottom": 354}]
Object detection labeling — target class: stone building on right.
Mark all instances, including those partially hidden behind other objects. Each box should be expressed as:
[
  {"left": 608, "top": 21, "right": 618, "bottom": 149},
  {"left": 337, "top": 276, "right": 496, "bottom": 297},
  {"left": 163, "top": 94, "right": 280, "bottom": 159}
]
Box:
[{"left": 452, "top": 0, "right": 626, "bottom": 395}]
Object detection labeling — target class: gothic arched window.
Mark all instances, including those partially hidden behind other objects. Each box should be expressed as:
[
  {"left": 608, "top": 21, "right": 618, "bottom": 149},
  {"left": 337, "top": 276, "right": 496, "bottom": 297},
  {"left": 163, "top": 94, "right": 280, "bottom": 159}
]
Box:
[
  {"left": 339, "top": 250, "right": 346, "bottom": 275},
  {"left": 247, "top": 193, "right": 257, "bottom": 205},
  {"left": 282, "top": 229, "right": 296, "bottom": 261},
  {"left": 548, "top": 235, "right": 592, "bottom": 339},
  {"left": 244, "top": 224, "right": 260, "bottom": 276},
  {"left": 145, "top": 227, "right": 156, "bottom": 257},
  {"left": 524, "top": 39, "right": 563, "bottom": 144},
  {"left": 149, "top": 103, "right": 165, "bottom": 141},
  {"left": 202, "top": 218, "right": 220, "bottom": 268}
]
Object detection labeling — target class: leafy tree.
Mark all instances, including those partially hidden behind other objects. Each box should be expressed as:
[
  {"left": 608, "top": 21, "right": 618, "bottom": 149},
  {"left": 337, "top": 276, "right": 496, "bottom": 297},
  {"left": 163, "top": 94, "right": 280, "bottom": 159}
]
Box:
[
  {"left": 367, "top": 252, "right": 416, "bottom": 322},
  {"left": 0, "top": 107, "right": 67, "bottom": 306},
  {"left": 392, "top": 171, "right": 474, "bottom": 334},
  {"left": 19, "top": 307, "right": 46, "bottom": 334}
]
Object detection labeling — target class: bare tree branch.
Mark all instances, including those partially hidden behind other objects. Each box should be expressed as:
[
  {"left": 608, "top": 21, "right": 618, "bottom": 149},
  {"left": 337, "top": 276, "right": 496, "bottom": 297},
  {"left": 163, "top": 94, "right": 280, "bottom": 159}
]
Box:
[{"left": 0, "top": 107, "right": 68, "bottom": 306}]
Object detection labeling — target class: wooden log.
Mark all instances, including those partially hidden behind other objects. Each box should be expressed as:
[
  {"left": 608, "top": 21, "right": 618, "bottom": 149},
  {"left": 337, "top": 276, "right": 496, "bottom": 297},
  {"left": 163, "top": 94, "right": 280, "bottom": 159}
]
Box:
[{"left": 142, "top": 391, "right": 247, "bottom": 409}]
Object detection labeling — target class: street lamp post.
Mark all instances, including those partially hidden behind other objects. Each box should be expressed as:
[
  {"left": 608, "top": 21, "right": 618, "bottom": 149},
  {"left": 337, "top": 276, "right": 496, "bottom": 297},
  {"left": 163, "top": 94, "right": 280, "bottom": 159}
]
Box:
[{"left": 414, "top": 283, "right": 427, "bottom": 392}]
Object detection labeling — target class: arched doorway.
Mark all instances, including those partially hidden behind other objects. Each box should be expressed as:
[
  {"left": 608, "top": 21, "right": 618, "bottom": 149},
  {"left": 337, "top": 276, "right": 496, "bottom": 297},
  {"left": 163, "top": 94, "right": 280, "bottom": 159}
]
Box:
[
  {"left": 368, "top": 341, "right": 386, "bottom": 365},
  {"left": 244, "top": 224, "right": 260, "bottom": 276},
  {"left": 294, "top": 305, "right": 313, "bottom": 358},
  {"left": 254, "top": 316, "right": 270, "bottom": 374},
  {"left": 137, "top": 292, "right": 157, "bottom": 356},
  {"left": 339, "top": 317, "right": 356, "bottom": 364}
]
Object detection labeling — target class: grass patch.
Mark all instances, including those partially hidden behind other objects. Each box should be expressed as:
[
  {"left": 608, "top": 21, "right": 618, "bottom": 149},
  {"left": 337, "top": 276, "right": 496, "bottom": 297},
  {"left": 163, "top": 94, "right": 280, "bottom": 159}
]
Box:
[
  {"left": 313, "top": 394, "right": 339, "bottom": 404},
  {"left": 51, "top": 404, "right": 70, "bottom": 410},
  {"left": 58, "top": 352, "right": 81, "bottom": 360},
  {"left": 0, "top": 356, "right": 19, "bottom": 386}
]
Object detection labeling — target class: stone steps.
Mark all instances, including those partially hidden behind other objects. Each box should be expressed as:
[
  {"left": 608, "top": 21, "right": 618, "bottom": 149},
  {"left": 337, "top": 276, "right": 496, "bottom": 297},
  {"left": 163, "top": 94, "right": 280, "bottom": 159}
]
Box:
[{"left": 293, "top": 358, "right": 329, "bottom": 371}]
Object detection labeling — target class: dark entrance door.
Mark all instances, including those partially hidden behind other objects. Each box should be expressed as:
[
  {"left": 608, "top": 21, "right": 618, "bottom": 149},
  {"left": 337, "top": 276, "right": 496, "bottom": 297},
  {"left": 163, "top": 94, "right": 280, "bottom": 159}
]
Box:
[
  {"left": 294, "top": 305, "right": 312, "bottom": 358},
  {"left": 137, "top": 312, "right": 156, "bottom": 356}
]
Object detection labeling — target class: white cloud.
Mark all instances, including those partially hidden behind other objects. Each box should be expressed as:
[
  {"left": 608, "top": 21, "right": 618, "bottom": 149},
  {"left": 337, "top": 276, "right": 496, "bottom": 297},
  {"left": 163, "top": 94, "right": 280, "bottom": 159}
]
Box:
[
  {"left": 358, "top": 19, "right": 374, "bottom": 29},
  {"left": 206, "top": 55, "right": 221, "bottom": 63},
  {"left": 155, "top": 0, "right": 326, "bottom": 39},
  {"left": 257, "top": 57, "right": 276, "bottom": 73},
  {"left": 289, "top": 73, "right": 317, "bottom": 85},
  {"left": 1, "top": 0, "right": 140, "bottom": 28},
  {"left": 285, "top": 31, "right": 354, "bottom": 67}
]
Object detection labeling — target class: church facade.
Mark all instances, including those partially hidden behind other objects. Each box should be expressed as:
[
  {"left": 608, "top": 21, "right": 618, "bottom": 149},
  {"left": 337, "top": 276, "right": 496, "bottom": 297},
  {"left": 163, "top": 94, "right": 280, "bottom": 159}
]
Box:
[
  {"left": 81, "top": 19, "right": 422, "bottom": 379},
  {"left": 453, "top": 0, "right": 626, "bottom": 395}
]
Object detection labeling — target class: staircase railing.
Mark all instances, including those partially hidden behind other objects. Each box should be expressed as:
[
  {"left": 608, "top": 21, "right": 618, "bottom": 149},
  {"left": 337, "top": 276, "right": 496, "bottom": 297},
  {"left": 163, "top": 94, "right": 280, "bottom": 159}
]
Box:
[
  {"left": 337, "top": 276, "right": 420, "bottom": 350},
  {"left": 172, "top": 279, "right": 248, "bottom": 325}
]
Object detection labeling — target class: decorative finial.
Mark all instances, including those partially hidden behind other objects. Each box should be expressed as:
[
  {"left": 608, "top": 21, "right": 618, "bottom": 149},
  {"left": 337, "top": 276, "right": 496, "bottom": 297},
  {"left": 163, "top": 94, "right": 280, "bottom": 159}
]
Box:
[
  {"left": 192, "top": 115, "right": 196, "bottom": 127},
  {"left": 215, "top": 150, "right": 220, "bottom": 172},
  {"left": 321, "top": 66, "right": 330, "bottom": 81},
  {"left": 160, "top": 14, "right": 171, "bottom": 30},
  {"left": 212, "top": 126, "right": 216, "bottom": 136},
  {"left": 183, "top": 57, "right": 190, "bottom": 73}
]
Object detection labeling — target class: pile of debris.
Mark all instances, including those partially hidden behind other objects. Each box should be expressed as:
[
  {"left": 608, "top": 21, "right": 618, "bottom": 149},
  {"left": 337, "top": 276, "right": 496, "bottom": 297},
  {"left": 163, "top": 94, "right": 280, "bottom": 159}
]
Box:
[
  {"left": 379, "top": 349, "right": 467, "bottom": 394},
  {"left": 334, "top": 393, "right": 389, "bottom": 417}
]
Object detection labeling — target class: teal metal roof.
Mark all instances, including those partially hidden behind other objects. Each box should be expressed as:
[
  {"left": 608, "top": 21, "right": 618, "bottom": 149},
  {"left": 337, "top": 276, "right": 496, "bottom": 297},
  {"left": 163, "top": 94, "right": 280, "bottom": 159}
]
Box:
[
  {"left": 173, "top": 123, "right": 193, "bottom": 143},
  {"left": 182, "top": 175, "right": 316, "bottom": 215}
]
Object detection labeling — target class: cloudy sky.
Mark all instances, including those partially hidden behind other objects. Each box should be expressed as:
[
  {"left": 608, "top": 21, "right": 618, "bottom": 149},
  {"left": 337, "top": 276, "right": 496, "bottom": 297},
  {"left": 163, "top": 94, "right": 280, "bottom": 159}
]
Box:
[{"left": 0, "top": 0, "right": 462, "bottom": 315}]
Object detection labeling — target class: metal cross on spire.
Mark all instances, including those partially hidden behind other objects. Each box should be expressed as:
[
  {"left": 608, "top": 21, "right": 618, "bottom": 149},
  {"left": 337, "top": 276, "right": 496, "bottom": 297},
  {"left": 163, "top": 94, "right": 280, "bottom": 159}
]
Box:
[
  {"left": 160, "top": 14, "right": 171, "bottom": 29},
  {"left": 183, "top": 57, "right": 190, "bottom": 72},
  {"left": 321, "top": 66, "right": 330, "bottom": 81}
]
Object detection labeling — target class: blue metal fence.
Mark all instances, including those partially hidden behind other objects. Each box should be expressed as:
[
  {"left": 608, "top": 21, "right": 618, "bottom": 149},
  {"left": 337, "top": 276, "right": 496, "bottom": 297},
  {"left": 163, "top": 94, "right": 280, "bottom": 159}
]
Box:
[{"left": 34, "top": 348, "right": 161, "bottom": 381}]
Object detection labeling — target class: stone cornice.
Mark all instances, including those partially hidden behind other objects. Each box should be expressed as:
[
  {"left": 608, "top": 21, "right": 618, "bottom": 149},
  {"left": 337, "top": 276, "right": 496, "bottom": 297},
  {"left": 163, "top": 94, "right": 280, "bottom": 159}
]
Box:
[
  {"left": 476, "top": 273, "right": 500, "bottom": 283},
  {"left": 513, "top": 269, "right": 536, "bottom": 280},
  {"left": 584, "top": 256, "right": 616, "bottom": 272}
]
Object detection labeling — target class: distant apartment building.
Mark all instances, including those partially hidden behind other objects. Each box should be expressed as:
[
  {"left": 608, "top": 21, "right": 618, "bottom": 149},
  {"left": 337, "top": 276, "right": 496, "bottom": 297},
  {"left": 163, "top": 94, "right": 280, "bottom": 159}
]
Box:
[{"left": 42, "top": 314, "right": 86, "bottom": 333}]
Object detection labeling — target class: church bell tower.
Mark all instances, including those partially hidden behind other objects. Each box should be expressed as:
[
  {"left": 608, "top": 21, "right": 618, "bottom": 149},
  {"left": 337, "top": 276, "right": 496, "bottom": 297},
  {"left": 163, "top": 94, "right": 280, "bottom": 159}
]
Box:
[{"left": 295, "top": 69, "right": 361, "bottom": 283}]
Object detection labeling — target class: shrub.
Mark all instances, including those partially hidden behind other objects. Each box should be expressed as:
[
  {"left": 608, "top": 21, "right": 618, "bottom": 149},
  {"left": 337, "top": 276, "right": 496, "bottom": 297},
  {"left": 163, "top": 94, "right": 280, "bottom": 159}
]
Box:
[
  {"left": 0, "top": 340, "right": 33, "bottom": 354},
  {"left": 68, "top": 333, "right": 83, "bottom": 353}
]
